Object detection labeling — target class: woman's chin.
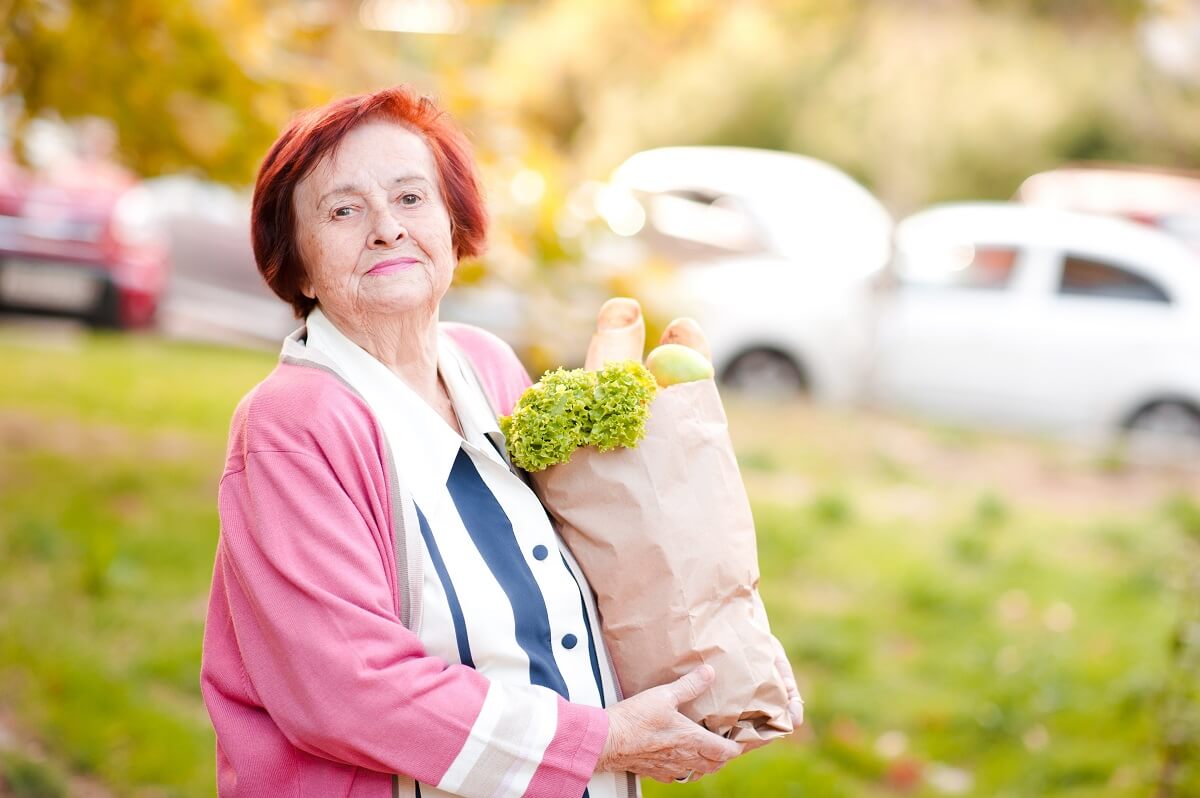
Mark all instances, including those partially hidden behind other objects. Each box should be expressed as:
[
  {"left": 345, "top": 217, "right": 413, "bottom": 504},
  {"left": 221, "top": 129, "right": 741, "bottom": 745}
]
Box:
[{"left": 346, "top": 286, "right": 448, "bottom": 321}]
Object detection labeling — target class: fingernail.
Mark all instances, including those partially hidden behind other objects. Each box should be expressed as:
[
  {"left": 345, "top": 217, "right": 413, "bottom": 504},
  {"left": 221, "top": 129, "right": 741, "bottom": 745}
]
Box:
[
  {"left": 597, "top": 298, "right": 641, "bottom": 330},
  {"left": 789, "top": 700, "right": 804, "bottom": 724}
]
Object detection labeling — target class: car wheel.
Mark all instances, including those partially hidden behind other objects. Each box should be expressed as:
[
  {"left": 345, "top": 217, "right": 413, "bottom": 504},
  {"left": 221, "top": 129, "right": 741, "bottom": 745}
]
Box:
[
  {"left": 88, "top": 283, "right": 124, "bottom": 330},
  {"left": 721, "top": 349, "right": 807, "bottom": 396},
  {"left": 1124, "top": 400, "right": 1200, "bottom": 463}
]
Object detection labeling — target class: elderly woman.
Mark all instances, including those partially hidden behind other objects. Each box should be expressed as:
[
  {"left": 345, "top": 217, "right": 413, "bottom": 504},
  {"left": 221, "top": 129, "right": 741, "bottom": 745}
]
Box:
[{"left": 201, "top": 86, "right": 795, "bottom": 797}]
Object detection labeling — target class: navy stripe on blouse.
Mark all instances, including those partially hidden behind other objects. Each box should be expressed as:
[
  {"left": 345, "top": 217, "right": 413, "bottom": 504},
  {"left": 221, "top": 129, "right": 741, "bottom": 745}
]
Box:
[
  {"left": 446, "top": 449, "right": 572, "bottom": 699},
  {"left": 562, "top": 553, "right": 607, "bottom": 709},
  {"left": 414, "top": 504, "right": 475, "bottom": 668}
]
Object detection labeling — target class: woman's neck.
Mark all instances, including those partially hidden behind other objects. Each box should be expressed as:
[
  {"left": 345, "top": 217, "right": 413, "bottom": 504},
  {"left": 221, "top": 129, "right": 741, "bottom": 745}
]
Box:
[{"left": 319, "top": 305, "right": 442, "bottom": 407}]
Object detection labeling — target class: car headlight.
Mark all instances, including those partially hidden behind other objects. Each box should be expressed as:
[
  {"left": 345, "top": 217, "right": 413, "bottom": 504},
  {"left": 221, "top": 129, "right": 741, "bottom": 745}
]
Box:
[{"left": 112, "top": 186, "right": 165, "bottom": 248}]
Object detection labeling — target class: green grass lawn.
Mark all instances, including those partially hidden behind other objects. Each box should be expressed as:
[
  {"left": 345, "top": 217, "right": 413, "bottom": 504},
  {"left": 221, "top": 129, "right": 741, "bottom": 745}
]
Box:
[{"left": 1, "top": 328, "right": 1198, "bottom": 797}]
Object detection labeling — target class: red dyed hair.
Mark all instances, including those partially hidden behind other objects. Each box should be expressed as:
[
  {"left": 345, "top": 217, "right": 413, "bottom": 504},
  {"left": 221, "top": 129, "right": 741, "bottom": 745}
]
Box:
[{"left": 251, "top": 86, "right": 487, "bottom": 318}]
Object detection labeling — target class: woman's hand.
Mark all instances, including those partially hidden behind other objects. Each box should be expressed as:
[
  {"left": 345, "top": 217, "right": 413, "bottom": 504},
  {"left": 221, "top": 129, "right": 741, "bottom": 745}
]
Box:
[
  {"left": 773, "top": 635, "right": 804, "bottom": 729},
  {"left": 737, "top": 635, "right": 806, "bottom": 755},
  {"left": 596, "top": 665, "right": 742, "bottom": 783}
]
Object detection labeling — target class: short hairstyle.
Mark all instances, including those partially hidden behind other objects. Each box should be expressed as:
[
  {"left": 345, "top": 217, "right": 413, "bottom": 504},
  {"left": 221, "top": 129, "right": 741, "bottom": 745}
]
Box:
[{"left": 251, "top": 86, "right": 488, "bottom": 318}]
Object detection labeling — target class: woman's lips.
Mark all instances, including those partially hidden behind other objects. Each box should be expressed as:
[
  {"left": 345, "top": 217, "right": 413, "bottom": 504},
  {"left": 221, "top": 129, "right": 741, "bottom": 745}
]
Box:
[{"left": 367, "top": 257, "right": 420, "bottom": 275}]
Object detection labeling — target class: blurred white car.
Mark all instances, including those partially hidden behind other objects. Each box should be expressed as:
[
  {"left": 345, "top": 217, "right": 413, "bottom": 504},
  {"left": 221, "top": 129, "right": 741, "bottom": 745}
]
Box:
[
  {"left": 590, "top": 146, "right": 893, "bottom": 400},
  {"left": 868, "top": 203, "right": 1200, "bottom": 448},
  {"left": 1017, "top": 164, "right": 1200, "bottom": 255}
]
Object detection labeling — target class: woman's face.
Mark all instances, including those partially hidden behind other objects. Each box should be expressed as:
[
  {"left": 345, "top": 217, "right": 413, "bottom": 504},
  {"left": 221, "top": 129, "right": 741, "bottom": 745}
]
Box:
[{"left": 292, "top": 120, "right": 456, "bottom": 326}]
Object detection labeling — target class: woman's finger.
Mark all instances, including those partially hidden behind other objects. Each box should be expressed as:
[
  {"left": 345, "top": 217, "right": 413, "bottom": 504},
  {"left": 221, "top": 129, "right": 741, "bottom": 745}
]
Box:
[
  {"left": 658, "top": 317, "right": 712, "bottom": 362},
  {"left": 770, "top": 635, "right": 804, "bottom": 726},
  {"left": 665, "top": 664, "right": 716, "bottom": 707},
  {"left": 597, "top": 297, "right": 642, "bottom": 330},
  {"left": 770, "top": 635, "right": 797, "bottom": 694},
  {"left": 692, "top": 730, "right": 741, "bottom": 762},
  {"left": 585, "top": 297, "right": 645, "bottom": 370}
]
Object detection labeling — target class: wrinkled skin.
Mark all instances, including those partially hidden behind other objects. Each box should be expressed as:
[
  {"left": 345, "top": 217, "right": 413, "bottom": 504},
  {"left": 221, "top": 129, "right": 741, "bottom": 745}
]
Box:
[
  {"left": 596, "top": 665, "right": 739, "bottom": 783},
  {"left": 598, "top": 639, "right": 804, "bottom": 783},
  {"left": 290, "top": 119, "right": 460, "bottom": 430}
]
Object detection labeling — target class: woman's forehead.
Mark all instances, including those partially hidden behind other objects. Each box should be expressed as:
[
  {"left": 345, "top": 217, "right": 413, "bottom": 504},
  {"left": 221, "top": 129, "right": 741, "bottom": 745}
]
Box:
[{"left": 302, "top": 121, "right": 440, "bottom": 197}]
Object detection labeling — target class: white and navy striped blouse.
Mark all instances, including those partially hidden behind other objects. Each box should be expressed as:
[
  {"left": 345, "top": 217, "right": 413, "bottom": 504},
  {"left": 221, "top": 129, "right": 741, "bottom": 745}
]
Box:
[{"left": 306, "top": 309, "right": 635, "bottom": 798}]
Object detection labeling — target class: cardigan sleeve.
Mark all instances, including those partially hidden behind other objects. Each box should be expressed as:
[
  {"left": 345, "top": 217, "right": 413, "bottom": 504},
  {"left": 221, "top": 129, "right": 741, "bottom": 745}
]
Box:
[{"left": 215, "top": 408, "right": 607, "bottom": 796}]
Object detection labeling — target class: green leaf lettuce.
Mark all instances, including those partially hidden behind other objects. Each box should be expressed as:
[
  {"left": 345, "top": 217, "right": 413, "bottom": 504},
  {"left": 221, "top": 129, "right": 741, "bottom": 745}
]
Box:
[{"left": 499, "top": 360, "right": 658, "bottom": 471}]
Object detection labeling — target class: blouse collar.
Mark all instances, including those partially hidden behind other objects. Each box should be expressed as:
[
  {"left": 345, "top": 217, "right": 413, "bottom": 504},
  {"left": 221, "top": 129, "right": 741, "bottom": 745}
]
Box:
[{"left": 303, "top": 307, "right": 507, "bottom": 499}]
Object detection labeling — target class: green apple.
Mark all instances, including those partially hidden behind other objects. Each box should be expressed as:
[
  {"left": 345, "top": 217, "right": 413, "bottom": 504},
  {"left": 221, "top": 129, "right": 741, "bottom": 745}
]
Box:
[{"left": 644, "top": 343, "right": 715, "bottom": 387}]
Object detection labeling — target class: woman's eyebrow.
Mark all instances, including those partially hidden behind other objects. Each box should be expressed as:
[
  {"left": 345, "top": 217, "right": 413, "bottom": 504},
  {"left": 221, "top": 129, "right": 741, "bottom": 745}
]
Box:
[
  {"left": 317, "top": 184, "right": 363, "bottom": 208},
  {"left": 317, "top": 176, "right": 432, "bottom": 208},
  {"left": 390, "top": 175, "right": 432, "bottom": 188}
]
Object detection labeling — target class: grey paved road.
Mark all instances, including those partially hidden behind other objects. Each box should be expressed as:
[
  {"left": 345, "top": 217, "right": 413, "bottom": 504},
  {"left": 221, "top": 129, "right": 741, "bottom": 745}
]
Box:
[{"left": 161, "top": 217, "right": 296, "bottom": 348}]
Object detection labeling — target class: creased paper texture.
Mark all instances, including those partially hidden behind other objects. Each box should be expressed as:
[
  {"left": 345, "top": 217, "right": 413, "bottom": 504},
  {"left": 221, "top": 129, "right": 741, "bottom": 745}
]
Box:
[{"left": 531, "top": 379, "right": 793, "bottom": 743}]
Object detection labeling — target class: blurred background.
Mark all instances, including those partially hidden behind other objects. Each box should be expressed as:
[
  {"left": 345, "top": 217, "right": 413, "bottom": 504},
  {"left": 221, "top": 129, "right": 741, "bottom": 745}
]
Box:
[{"left": 2, "top": 0, "right": 1200, "bottom": 795}]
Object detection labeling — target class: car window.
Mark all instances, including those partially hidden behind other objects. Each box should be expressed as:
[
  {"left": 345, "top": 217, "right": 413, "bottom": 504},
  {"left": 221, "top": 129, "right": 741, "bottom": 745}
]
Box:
[
  {"left": 894, "top": 244, "right": 1019, "bottom": 290},
  {"left": 637, "top": 189, "right": 765, "bottom": 260},
  {"left": 1058, "top": 255, "right": 1171, "bottom": 304},
  {"left": 1159, "top": 214, "right": 1200, "bottom": 252}
]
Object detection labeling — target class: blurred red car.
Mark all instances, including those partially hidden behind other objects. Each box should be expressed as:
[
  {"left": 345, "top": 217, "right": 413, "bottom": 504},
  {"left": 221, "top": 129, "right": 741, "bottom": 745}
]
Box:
[{"left": 0, "top": 157, "right": 168, "bottom": 329}]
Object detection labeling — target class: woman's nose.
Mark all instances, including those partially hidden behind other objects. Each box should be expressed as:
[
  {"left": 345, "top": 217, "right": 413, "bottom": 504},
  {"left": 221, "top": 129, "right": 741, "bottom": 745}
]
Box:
[{"left": 367, "top": 207, "right": 406, "bottom": 248}]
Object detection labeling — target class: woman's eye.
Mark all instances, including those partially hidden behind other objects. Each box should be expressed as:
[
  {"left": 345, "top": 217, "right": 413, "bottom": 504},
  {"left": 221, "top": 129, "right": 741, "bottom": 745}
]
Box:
[
  {"left": 332, "top": 206, "right": 354, "bottom": 219},
  {"left": 399, "top": 193, "right": 421, "bottom": 207}
]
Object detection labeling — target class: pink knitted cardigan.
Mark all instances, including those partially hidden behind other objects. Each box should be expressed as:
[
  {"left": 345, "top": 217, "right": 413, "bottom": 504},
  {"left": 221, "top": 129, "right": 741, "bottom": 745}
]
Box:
[{"left": 201, "top": 323, "right": 609, "bottom": 797}]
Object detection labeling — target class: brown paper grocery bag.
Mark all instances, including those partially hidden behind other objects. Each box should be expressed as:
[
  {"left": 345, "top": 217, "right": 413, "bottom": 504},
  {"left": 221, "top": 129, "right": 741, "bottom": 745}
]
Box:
[{"left": 531, "top": 378, "right": 793, "bottom": 743}]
